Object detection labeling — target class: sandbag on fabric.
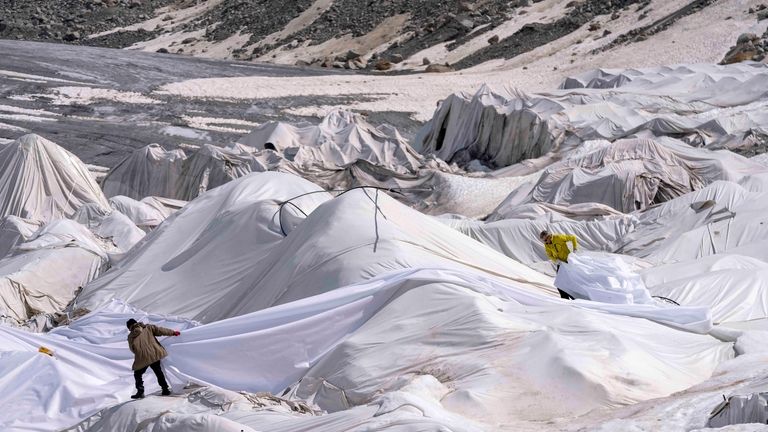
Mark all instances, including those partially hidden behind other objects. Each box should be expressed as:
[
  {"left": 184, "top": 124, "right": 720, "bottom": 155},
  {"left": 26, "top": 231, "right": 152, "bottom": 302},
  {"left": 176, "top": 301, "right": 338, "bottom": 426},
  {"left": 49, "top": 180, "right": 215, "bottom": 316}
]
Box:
[{"left": 555, "top": 252, "right": 654, "bottom": 304}]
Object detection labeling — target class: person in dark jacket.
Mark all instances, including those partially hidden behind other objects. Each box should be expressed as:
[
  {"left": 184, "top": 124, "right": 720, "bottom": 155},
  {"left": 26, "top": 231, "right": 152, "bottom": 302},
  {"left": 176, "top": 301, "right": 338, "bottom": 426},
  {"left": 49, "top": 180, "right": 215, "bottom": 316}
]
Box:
[{"left": 126, "top": 318, "right": 180, "bottom": 399}]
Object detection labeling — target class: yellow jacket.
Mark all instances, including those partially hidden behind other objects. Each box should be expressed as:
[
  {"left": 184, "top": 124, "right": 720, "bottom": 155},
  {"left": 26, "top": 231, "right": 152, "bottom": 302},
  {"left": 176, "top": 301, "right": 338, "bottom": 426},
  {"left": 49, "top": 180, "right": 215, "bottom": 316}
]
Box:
[{"left": 544, "top": 234, "right": 578, "bottom": 263}]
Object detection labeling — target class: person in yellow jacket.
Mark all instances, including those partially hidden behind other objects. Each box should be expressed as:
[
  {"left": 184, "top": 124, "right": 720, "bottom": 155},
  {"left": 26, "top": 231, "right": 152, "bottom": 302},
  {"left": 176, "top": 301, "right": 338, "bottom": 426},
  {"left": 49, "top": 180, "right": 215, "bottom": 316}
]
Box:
[{"left": 539, "top": 230, "right": 579, "bottom": 299}]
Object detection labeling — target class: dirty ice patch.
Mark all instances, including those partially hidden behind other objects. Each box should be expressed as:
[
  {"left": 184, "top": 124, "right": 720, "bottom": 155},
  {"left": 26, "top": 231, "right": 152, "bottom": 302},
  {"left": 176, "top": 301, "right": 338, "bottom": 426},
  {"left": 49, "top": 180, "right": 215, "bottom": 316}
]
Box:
[
  {"left": 161, "top": 125, "right": 212, "bottom": 141},
  {"left": 0, "top": 69, "right": 91, "bottom": 85},
  {"left": 0, "top": 113, "right": 58, "bottom": 123},
  {"left": 0, "top": 104, "right": 60, "bottom": 118},
  {"left": 0, "top": 122, "right": 28, "bottom": 133},
  {"left": 154, "top": 74, "right": 520, "bottom": 122},
  {"left": 35, "top": 87, "right": 163, "bottom": 105},
  {"left": 182, "top": 115, "right": 260, "bottom": 134},
  {"left": 7, "top": 95, "right": 36, "bottom": 102}
]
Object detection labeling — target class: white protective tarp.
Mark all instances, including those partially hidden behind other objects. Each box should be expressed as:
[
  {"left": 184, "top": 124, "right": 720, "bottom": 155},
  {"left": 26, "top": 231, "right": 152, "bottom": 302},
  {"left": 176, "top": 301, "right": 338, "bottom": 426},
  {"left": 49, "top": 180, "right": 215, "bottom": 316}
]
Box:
[
  {"left": 415, "top": 84, "right": 563, "bottom": 167},
  {"left": 108, "top": 195, "right": 185, "bottom": 230},
  {"left": 619, "top": 180, "right": 768, "bottom": 263},
  {"left": 175, "top": 144, "right": 284, "bottom": 201},
  {"left": 76, "top": 171, "right": 556, "bottom": 323},
  {"left": 554, "top": 252, "right": 655, "bottom": 305},
  {"left": 445, "top": 215, "right": 635, "bottom": 266},
  {"left": 75, "top": 172, "right": 334, "bottom": 322},
  {"left": 494, "top": 138, "right": 767, "bottom": 213},
  {"left": 0, "top": 134, "right": 110, "bottom": 222},
  {"left": 0, "top": 267, "right": 729, "bottom": 431},
  {"left": 708, "top": 371, "right": 768, "bottom": 428},
  {"left": 291, "top": 280, "right": 724, "bottom": 424},
  {"left": 0, "top": 220, "right": 109, "bottom": 322},
  {"left": 73, "top": 205, "right": 146, "bottom": 254},
  {"left": 238, "top": 110, "right": 422, "bottom": 173},
  {"left": 101, "top": 144, "right": 186, "bottom": 200},
  {"left": 69, "top": 386, "right": 313, "bottom": 432},
  {"left": 470, "top": 178, "right": 768, "bottom": 264},
  {"left": 416, "top": 64, "right": 768, "bottom": 169},
  {"left": 641, "top": 254, "right": 768, "bottom": 324},
  {"left": 0, "top": 215, "right": 42, "bottom": 258},
  {"left": 0, "top": 300, "right": 196, "bottom": 430}
]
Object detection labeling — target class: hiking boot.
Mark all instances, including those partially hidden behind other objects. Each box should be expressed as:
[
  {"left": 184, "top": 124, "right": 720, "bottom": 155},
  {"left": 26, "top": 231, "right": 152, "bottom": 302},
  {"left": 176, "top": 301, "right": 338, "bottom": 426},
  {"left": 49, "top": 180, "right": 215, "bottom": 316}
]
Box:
[
  {"left": 131, "top": 390, "right": 144, "bottom": 399},
  {"left": 161, "top": 388, "right": 171, "bottom": 396}
]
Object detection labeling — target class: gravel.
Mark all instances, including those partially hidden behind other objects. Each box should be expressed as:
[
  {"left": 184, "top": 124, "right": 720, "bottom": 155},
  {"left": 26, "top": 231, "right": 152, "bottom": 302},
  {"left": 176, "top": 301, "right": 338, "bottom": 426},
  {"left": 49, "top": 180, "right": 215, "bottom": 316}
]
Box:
[{"left": 0, "top": 0, "right": 176, "bottom": 44}]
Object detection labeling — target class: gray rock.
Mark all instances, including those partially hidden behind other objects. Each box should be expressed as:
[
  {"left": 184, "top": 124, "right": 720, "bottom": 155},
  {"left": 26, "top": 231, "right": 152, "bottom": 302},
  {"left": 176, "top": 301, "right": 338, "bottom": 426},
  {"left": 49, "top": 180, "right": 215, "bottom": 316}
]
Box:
[
  {"left": 422, "top": 57, "right": 431, "bottom": 65},
  {"left": 488, "top": 34, "right": 499, "bottom": 44},
  {"left": 63, "top": 31, "right": 80, "bottom": 41},
  {"left": 720, "top": 44, "right": 759, "bottom": 64},
  {"left": 374, "top": 59, "right": 393, "bottom": 71},
  {"left": 426, "top": 63, "right": 455, "bottom": 73},
  {"left": 458, "top": 18, "right": 474, "bottom": 30},
  {"left": 352, "top": 58, "right": 366, "bottom": 69},
  {"left": 390, "top": 53, "right": 404, "bottom": 63},
  {"left": 345, "top": 49, "right": 361, "bottom": 60},
  {"left": 738, "top": 33, "right": 758, "bottom": 44}
]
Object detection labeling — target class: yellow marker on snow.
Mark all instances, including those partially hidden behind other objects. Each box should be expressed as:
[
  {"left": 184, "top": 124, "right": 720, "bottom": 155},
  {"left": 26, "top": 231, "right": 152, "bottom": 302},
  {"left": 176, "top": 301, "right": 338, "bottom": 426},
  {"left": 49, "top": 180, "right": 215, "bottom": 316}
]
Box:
[{"left": 38, "top": 346, "right": 54, "bottom": 357}]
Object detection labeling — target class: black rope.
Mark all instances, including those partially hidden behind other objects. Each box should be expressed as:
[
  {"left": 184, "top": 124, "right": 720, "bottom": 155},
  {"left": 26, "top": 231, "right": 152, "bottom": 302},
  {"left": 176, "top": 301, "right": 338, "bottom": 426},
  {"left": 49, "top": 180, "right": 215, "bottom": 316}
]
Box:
[
  {"left": 274, "top": 185, "right": 432, "bottom": 236},
  {"left": 652, "top": 295, "right": 680, "bottom": 306}
]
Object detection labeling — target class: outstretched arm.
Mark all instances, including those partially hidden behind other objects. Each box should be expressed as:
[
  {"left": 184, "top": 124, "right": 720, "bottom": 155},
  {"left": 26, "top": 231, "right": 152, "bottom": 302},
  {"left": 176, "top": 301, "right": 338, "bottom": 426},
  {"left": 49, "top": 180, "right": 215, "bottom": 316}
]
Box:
[{"left": 149, "top": 325, "right": 179, "bottom": 337}]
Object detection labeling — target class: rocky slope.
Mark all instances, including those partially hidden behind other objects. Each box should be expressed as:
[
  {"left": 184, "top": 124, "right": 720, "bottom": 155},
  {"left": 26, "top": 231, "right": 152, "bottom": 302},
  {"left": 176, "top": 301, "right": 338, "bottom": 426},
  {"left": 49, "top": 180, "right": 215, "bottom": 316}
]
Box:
[{"left": 2, "top": 0, "right": 764, "bottom": 71}]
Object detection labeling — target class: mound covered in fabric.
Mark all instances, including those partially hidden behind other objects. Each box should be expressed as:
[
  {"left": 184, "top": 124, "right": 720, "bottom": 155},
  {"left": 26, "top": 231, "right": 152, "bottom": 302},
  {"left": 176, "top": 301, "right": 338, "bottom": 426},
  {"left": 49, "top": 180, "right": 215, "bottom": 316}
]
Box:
[
  {"left": 0, "top": 220, "right": 111, "bottom": 322},
  {"left": 492, "top": 137, "right": 765, "bottom": 213},
  {"left": 0, "top": 134, "right": 109, "bottom": 221},
  {"left": 101, "top": 144, "right": 186, "bottom": 200},
  {"left": 417, "top": 64, "right": 768, "bottom": 169},
  {"left": 0, "top": 267, "right": 729, "bottom": 431},
  {"left": 75, "top": 171, "right": 553, "bottom": 323},
  {"left": 239, "top": 110, "right": 422, "bottom": 173}
]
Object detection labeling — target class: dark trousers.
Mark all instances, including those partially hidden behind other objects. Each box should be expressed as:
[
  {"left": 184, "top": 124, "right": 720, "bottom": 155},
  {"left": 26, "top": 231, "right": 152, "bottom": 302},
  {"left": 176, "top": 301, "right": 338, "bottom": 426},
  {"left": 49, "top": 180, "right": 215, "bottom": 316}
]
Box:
[
  {"left": 134, "top": 360, "right": 168, "bottom": 391},
  {"left": 556, "top": 264, "right": 575, "bottom": 300}
]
